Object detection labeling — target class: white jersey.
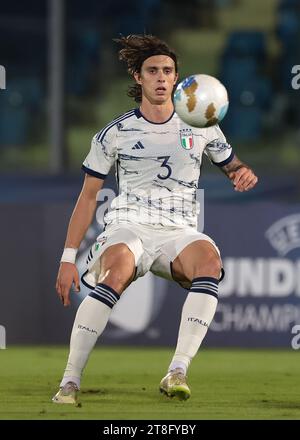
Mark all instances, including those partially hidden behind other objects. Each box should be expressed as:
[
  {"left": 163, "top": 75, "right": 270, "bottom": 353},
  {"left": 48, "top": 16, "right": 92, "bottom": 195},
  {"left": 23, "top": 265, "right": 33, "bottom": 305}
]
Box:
[{"left": 82, "top": 108, "right": 234, "bottom": 229}]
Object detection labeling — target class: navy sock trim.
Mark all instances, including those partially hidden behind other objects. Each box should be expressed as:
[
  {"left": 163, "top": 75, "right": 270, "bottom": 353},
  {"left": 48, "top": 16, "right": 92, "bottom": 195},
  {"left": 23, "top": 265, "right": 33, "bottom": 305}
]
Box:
[
  {"left": 96, "top": 282, "right": 119, "bottom": 297},
  {"left": 190, "top": 277, "right": 219, "bottom": 300},
  {"left": 88, "top": 283, "right": 120, "bottom": 309},
  {"left": 192, "top": 276, "right": 219, "bottom": 285}
]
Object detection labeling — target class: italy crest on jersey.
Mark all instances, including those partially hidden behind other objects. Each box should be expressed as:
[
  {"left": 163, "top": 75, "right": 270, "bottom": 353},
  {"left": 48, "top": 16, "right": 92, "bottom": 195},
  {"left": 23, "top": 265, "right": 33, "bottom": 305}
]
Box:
[
  {"left": 95, "top": 236, "right": 107, "bottom": 250},
  {"left": 179, "top": 128, "right": 194, "bottom": 150}
]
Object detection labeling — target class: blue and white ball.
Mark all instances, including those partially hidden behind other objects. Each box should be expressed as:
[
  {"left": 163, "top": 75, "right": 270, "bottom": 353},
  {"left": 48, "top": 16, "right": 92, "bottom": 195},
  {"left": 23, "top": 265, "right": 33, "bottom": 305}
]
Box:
[{"left": 174, "top": 74, "right": 229, "bottom": 128}]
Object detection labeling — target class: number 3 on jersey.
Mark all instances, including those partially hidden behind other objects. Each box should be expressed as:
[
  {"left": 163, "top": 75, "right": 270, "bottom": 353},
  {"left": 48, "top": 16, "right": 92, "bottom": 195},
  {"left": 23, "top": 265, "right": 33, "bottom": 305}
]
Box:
[{"left": 157, "top": 155, "right": 172, "bottom": 180}]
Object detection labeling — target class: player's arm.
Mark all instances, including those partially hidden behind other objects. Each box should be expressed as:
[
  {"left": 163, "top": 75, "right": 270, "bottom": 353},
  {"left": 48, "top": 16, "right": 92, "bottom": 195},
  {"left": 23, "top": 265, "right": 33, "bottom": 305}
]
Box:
[
  {"left": 56, "top": 174, "right": 104, "bottom": 306},
  {"left": 221, "top": 154, "right": 258, "bottom": 192},
  {"left": 204, "top": 125, "right": 258, "bottom": 192}
]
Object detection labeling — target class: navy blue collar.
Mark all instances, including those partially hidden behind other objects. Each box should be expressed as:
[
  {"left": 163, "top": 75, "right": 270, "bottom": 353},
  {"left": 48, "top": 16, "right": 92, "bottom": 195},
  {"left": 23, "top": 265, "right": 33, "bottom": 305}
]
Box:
[{"left": 134, "top": 108, "right": 175, "bottom": 125}]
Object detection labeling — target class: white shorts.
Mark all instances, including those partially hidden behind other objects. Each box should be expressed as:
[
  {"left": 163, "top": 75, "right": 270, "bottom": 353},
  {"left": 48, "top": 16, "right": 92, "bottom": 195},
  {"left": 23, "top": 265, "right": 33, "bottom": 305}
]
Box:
[{"left": 81, "top": 222, "right": 223, "bottom": 290}]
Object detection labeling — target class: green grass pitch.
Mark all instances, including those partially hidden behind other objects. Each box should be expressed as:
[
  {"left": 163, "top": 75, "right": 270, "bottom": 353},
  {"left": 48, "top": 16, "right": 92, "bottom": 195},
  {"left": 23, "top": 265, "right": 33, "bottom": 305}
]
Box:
[{"left": 0, "top": 347, "right": 299, "bottom": 420}]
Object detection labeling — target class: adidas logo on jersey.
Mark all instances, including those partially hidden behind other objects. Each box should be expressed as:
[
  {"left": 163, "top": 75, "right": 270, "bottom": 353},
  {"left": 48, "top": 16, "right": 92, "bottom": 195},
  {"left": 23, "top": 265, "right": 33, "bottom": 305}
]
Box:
[{"left": 132, "top": 141, "right": 145, "bottom": 150}]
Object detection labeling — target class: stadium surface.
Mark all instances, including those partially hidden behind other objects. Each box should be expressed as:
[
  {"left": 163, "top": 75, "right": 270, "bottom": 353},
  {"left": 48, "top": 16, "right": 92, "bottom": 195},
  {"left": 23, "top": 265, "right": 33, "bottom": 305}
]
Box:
[{"left": 0, "top": 347, "right": 299, "bottom": 420}]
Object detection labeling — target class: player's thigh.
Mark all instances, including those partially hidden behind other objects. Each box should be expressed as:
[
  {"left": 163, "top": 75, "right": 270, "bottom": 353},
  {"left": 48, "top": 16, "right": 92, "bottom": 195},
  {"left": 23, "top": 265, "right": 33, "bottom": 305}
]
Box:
[
  {"left": 83, "top": 225, "right": 144, "bottom": 293},
  {"left": 99, "top": 242, "right": 136, "bottom": 286},
  {"left": 172, "top": 239, "right": 222, "bottom": 282}
]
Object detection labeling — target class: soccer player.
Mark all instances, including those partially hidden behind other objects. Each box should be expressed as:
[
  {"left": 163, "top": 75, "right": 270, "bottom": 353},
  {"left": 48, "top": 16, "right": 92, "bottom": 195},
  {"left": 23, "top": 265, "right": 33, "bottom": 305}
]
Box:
[{"left": 52, "top": 35, "right": 258, "bottom": 404}]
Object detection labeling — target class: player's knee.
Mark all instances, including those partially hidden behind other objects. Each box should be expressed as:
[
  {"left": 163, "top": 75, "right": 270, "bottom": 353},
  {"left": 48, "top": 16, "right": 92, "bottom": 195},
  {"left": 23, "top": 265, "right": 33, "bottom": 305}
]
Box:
[
  {"left": 99, "top": 244, "right": 135, "bottom": 293},
  {"left": 100, "top": 268, "right": 133, "bottom": 293},
  {"left": 192, "top": 252, "right": 222, "bottom": 279}
]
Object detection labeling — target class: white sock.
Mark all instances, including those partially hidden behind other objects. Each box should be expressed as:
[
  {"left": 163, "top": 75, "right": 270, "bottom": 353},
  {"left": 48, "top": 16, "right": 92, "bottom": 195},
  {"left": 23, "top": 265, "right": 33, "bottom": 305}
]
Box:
[
  {"left": 168, "top": 277, "right": 219, "bottom": 375},
  {"left": 60, "top": 283, "right": 120, "bottom": 389}
]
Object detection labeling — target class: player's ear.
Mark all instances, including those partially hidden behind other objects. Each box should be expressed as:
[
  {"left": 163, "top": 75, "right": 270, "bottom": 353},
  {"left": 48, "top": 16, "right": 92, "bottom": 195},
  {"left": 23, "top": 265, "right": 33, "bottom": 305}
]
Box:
[
  {"left": 174, "top": 72, "right": 179, "bottom": 84},
  {"left": 134, "top": 72, "right": 142, "bottom": 85}
]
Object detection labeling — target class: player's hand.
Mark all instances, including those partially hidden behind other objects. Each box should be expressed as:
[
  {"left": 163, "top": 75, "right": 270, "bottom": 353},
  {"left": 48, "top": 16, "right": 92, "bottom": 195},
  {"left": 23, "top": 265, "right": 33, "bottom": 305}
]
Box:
[
  {"left": 56, "top": 262, "right": 80, "bottom": 307},
  {"left": 228, "top": 167, "right": 258, "bottom": 192}
]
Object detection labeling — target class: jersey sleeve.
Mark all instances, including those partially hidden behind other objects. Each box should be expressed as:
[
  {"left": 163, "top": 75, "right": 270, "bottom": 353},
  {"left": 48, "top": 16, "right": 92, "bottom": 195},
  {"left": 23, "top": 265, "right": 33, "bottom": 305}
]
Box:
[
  {"left": 81, "top": 125, "right": 117, "bottom": 179},
  {"left": 204, "top": 124, "right": 234, "bottom": 167}
]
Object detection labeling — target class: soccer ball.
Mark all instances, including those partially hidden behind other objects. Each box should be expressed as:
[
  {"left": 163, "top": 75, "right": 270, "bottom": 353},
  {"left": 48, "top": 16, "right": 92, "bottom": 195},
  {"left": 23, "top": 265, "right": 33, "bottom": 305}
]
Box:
[{"left": 174, "top": 74, "right": 229, "bottom": 128}]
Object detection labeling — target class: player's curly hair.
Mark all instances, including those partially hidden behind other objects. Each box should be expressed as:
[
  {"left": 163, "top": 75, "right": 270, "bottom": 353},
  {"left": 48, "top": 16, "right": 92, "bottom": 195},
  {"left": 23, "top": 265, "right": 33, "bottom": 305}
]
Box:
[{"left": 114, "top": 34, "right": 178, "bottom": 103}]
